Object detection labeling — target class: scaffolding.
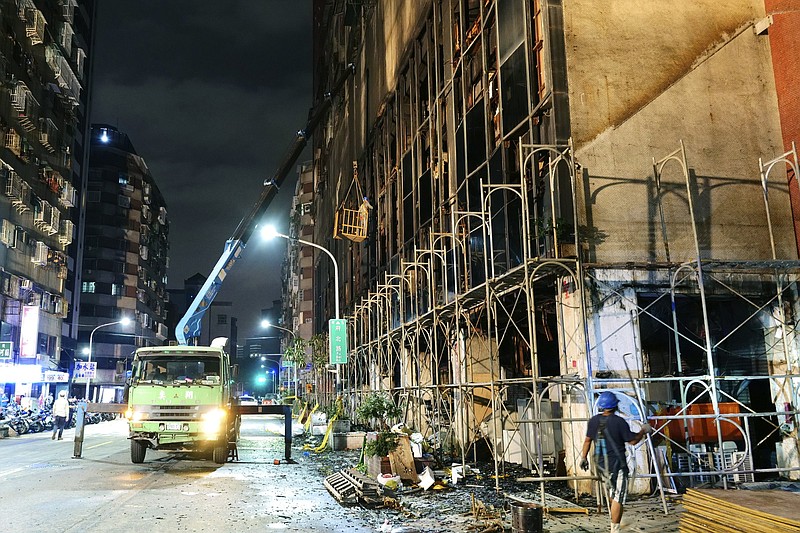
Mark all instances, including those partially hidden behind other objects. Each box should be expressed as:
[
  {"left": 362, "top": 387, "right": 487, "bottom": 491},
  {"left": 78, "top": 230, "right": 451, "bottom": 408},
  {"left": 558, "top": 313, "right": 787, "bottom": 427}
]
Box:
[
  {"left": 304, "top": 0, "right": 800, "bottom": 514},
  {"left": 340, "top": 139, "right": 800, "bottom": 510}
]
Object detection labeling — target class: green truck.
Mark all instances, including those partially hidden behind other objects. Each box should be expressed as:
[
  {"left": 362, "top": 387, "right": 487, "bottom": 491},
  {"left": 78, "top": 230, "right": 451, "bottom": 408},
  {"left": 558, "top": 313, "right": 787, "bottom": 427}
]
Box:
[{"left": 124, "top": 338, "right": 239, "bottom": 464}]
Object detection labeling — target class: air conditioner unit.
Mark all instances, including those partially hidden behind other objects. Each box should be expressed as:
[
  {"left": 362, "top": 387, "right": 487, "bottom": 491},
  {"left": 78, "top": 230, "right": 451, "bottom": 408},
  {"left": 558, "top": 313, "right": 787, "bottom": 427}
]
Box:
[
  {"left": 301, "top": 203, "right": 312, "bottom": 216},
  {"left": 730, "top": 451, "right": 754, "bottom": 484}
]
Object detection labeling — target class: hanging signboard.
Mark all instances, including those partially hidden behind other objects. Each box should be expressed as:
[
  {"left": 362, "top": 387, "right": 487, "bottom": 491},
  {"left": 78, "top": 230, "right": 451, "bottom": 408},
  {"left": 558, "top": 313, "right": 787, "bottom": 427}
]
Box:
[
  {"left": 74, "top": 361, "right": 97, "bottom": 379},
  {"left": 328, "top": 318, "right": 347, "bottom": 364},
  {"left": 20, "top": 306, "right": 39, "bottom": 359},
  {"left": 44, "top": 371, "right": 69, "bottom": 383},
  {"left": 0, "top": 341, "right": 12, "bottom": 362}
]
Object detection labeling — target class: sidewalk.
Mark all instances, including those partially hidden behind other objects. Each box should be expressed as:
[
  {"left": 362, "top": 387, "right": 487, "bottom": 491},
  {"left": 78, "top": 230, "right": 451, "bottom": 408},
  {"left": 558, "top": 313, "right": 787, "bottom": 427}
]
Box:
[{"left": 544, "top": 496, "right": 683, "bottom": 532}]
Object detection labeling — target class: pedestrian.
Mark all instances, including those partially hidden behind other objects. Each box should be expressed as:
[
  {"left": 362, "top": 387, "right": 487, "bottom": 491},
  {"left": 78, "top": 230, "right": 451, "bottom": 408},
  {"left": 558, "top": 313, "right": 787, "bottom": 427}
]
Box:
[
  {"left": 52, "top": 390, "right": 69, "bottom": 441},
  {"left": 579, "top": 391, "right": 652, "bottom": 533}
]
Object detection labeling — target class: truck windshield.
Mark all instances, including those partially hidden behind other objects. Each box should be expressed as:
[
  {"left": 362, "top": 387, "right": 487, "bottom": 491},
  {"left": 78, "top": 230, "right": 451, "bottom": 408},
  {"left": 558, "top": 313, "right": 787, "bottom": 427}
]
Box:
[{"left": 133, "top": 356, "right": 222, "bottom": 384}]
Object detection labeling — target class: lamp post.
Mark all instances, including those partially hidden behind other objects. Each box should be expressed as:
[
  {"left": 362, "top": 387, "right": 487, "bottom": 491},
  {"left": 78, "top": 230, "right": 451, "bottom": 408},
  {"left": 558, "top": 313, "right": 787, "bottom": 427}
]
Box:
[
  {"left": 262, "top": 225, "right": 342, "bottom": 394},
  {"left": 84, "top": 317, "right": 131, "bottom": 401},
  {"left": 261, "top": 226, "right": 340, "bottom": 320},
  {"left": 261, "top": 319, "right": 299, "bottom": 396}
]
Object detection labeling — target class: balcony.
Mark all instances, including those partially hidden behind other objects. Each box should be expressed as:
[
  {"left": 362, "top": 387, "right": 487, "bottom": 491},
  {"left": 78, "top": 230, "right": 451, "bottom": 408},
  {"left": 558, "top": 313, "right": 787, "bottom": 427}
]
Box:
[
  {"left": 60, "top": 182, "right": 75, "bottom": 207},
  {"left": 4, "top": 130, "right": 23, "bottom": 158},
  {"left": 32, "top": 241, "right": 48, "bottom": 266},
  {"left": 4, "top": 170, "right": 30, "bottom": 213},
  {"left": 45, "top": 45, "right": 82, "bottom": 103},
  {"left": 49, "top": 207, "right": 60, "bottom": 236},
  {"left": 0, "top": 219, "right": 15, "bottom": 248},
  {"left": 23, "top": 5, "right": 46, "bottom": 46},
  {"left": 10, "top": 82, "right": 38, "bottom": 131},
  {"left": 59, "top": 219, "right": 74, "bottom": 246},
  {"left": 39, "top": 118, "right": 57, "bottom": 153},
  {"left": 59, "top": 0, "right": 77, "bottom": 23},
  {"left": 59, "top": 22, "right": 73, "bottom": 57},
  {"left": 34, "top": 200, "right": 52, "bottom": 233}
]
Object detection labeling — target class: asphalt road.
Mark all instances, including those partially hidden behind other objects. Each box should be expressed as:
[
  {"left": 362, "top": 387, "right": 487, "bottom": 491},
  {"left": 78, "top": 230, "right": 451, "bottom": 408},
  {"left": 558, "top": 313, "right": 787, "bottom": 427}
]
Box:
[{"left": 0, "top": 415, "right": 377, "bottom": 532}]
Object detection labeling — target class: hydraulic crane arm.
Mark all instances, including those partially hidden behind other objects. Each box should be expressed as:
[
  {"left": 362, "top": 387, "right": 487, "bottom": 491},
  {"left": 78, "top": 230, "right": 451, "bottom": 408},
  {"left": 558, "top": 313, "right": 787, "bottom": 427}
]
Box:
[{"left": 176, "top": 63, "right": 356, "bottom": 345}]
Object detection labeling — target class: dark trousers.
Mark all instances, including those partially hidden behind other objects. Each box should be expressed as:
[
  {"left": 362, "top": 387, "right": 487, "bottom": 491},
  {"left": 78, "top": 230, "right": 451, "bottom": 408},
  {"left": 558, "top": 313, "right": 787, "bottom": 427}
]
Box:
[{"left": 53, "top": 415, "right": 67, "bottom": 438}]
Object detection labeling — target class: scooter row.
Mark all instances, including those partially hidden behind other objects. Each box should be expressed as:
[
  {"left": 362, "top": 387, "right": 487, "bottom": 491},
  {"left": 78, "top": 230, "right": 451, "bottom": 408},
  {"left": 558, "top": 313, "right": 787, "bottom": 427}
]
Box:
[{"left": 0, "top": 403, "right": 118, "bottom": 436}]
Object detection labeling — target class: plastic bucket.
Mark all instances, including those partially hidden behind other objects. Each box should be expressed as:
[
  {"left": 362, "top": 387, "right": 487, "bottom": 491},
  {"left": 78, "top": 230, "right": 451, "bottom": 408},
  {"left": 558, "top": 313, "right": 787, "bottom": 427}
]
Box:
[{"left": 510, "top": 501, "right": 542, "bottom": 533}]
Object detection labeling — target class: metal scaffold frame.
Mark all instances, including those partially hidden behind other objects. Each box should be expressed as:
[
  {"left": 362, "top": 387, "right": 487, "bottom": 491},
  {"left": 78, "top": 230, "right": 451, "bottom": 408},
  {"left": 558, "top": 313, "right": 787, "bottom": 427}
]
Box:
[
  {"left": 337, "top": 138, "right": 800, "bottom": 514},
  {"left": 306, "top": 1, "right": 800, "bottom": 517}
]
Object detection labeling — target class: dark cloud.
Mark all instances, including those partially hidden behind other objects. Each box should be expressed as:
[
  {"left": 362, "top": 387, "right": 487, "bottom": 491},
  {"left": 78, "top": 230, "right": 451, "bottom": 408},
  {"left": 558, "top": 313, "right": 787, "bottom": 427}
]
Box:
[{"left": 92, "top": 1, "right": 312, "bottom": 339}]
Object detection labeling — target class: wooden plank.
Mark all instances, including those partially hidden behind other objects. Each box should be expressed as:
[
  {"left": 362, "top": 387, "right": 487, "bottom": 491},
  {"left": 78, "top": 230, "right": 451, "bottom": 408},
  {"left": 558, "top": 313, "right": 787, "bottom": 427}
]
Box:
[
  {"left": 388, "top": 435, "right": 419, "bottom": 483},
  {"left": 680, "top": 489, "right": 800, "bottom": 533},
  {"left": 692, "top": 489, "right": 800, "bottom": 526}
]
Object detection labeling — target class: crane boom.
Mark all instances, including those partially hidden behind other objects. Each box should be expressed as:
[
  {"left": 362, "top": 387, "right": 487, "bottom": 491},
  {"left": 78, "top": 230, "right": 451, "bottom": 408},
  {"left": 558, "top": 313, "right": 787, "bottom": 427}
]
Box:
[{"left": 176, "top": 64, "right": 355, "bottom": 345}]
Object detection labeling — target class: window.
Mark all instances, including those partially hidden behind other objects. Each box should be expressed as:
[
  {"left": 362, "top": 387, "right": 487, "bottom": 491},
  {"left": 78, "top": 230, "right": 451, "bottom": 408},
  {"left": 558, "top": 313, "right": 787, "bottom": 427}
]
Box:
[
  {"left": 111, "top": 284, "right": 123, "bottom": 296},
  {"left": 118, "top": 195, "right": 130, "bottom": 208},
  {"left": 82, "top": 281, "right": 95, "bottom": 293},
  {"left": 217, "top": 314, "right": 228, "bottom": 325},
  {"left": 86, "top": 191, "right": 100, "bottom": 203}
]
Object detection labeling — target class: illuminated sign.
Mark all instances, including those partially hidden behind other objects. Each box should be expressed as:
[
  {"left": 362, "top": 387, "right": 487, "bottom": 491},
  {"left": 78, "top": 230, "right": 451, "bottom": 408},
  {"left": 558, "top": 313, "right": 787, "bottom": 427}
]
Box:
[
  {"left": 20, "top": 305, "right": 40, "bottom": 359},
  {"left": 0, "top": 341, "right": 12, "bottom": 361},
  {"left": 0, "top": 363, "right": 43, "bottom": 383},
  {"left": 44, "top": 371, "right": 69, "bottom": 383},
  {"left": 74, "top": 362, "right": 97, "bottom": 379}
]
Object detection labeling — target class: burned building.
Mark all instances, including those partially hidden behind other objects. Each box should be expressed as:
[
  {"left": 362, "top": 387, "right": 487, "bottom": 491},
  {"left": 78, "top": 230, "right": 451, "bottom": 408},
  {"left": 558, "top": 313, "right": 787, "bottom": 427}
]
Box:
[{"left": 297, "top": 0, "right": 800, "bottom": 497}]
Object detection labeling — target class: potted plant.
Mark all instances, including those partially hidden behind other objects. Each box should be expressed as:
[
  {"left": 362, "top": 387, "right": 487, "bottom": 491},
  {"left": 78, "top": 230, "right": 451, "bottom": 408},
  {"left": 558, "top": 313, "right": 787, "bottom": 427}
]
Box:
[{"left": 356, "top": 392, "right": 403, "bottom": 476}]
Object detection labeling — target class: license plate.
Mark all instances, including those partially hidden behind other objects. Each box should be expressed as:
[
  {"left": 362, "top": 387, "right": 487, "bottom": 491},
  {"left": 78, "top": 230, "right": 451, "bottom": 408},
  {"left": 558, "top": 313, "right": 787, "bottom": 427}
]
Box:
[{"left": 166, "top": 423, "right": 181, "bottom": 431}]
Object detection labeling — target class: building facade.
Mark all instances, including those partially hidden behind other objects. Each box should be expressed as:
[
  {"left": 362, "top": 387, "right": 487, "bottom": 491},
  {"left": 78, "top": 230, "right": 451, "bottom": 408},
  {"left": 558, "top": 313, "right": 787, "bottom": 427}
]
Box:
[
  {"left": 0, "top": 0, "right": 94, "bottom": 399},
  {"left": 301, "top": 0, "right": 800, "bottom": 496},
  {"left": 79, "top": 124, "right": 169, "bottom": 401}
]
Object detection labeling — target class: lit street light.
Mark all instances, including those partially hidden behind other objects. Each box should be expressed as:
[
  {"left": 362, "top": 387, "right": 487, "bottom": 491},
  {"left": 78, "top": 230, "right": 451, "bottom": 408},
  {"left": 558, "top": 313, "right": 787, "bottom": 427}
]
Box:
[
  {"left": 85, "top": 317, "right": 131, "bottom": 401},
  {"left": 261, "top": 226, "right": 340, "bottom": 320},
  {"left": 261, "top": 319, "right": 299, "bottom": 396},
  {"left": 262, "top": 224, "right": 342, "bottom": 392}
]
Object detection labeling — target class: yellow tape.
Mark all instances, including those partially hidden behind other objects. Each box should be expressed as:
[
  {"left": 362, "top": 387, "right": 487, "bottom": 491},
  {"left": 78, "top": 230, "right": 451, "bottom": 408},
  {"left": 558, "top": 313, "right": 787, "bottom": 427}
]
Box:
[
  {"left": 303, "top": 403, "right": 319, "bottom": 433},
  {"left": 302, "top": 413, "right": 337, "bottom": 453}
]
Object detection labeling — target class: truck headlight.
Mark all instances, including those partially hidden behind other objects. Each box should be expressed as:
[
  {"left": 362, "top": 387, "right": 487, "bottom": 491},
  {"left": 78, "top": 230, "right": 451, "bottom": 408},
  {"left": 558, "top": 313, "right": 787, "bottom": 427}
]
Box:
[
  {"left": 126, "top": 409, "right": 145, "bottom": 422},
  {"left": 200, "top": 408, "right": 227, "bottom": 435}
]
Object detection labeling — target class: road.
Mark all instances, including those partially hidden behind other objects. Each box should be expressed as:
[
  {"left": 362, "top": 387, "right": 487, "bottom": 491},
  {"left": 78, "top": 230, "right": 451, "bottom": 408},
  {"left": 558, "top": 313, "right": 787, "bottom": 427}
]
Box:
[{"left": 0, "top": 415, "right": 376, "bottom": 532}]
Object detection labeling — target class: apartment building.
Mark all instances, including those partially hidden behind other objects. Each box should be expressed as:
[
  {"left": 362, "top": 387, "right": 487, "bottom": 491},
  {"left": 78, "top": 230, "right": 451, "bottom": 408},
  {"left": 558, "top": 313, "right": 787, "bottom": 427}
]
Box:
[
  {"left": 79, "top": 124, "right": 169, "bottom": 401},
  {"left": 0, "top": 0, "right": 94, "bottom": 399},
  {"left": 302, "top": 0, "right": 800, "bottom": 497}
]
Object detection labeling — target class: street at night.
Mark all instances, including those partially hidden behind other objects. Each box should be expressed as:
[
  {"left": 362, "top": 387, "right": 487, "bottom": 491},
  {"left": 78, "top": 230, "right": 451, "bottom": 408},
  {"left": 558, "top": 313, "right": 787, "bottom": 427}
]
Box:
[
  {"left": 0, "top": 415, "right": 375, "bottom": 532},
  {"left": 2, "top": 2, "right": 800, "bottom": 532}
]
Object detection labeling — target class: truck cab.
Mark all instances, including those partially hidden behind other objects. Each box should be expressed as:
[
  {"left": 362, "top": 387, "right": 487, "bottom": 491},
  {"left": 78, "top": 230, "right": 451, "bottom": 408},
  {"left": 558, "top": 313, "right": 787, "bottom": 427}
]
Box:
[{"left": 125, "top": 338, "right": 239, "bottom": 464}]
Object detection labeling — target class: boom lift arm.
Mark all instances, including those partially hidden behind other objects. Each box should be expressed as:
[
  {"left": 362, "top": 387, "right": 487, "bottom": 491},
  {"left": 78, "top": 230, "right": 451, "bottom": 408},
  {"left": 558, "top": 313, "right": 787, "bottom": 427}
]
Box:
[{"left": 176, "top": 63, "right": 355, "bottom": 345}]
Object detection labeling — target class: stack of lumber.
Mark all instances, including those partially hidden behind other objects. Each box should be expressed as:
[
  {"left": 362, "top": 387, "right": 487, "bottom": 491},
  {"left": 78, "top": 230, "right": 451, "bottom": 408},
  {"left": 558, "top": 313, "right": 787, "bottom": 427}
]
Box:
[{"left": 680, "top": 488, "right": 800, "bottom": 532}]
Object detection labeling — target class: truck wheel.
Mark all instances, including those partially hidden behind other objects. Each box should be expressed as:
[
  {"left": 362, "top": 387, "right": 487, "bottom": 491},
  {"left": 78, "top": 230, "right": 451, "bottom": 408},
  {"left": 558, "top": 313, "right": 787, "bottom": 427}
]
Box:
[
  {"left": 212, "top": 442, "right": 227, "bottom": 464},
  {"left": 131, "top": 440, "right": 147, "bottom": 463}
]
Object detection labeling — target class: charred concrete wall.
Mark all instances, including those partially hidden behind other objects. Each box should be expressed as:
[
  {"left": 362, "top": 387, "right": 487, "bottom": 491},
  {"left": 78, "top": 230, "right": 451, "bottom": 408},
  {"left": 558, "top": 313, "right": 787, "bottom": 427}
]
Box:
[{"left": 563, "top": 0, "right": 796, "bottom": 262}]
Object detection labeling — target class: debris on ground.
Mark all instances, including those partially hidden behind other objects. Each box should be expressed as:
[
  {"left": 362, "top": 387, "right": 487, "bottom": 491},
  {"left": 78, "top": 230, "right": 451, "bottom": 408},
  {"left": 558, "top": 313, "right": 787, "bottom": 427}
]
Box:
[{"left": 295, "top": 432, "right": 682, "bottom": 532}]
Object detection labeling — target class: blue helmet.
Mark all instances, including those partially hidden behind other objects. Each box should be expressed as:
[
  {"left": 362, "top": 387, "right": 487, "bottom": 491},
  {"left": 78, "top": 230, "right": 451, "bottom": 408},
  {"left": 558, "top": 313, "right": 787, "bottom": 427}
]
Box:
[{"left": 597, "top": 391, "right": 619, "bottom": 410}]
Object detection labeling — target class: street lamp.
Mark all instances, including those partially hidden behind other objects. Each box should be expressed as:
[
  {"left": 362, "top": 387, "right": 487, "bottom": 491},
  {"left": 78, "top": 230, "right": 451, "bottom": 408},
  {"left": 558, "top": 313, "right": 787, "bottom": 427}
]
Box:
[
  {"left": 261, "top": 225, "right": 340, "bottom": 320},
  {"left": 85, "top": 317, "right": 131, "bottom": 402},
  {"left": 261, "top": 319, "right": 300, "bottom": 396},
  {"left": 262, "top": 224, "right": 342, "bottom": 393},
  {"left": 270, "top": 369, "right": 276, "bottom": 394}
]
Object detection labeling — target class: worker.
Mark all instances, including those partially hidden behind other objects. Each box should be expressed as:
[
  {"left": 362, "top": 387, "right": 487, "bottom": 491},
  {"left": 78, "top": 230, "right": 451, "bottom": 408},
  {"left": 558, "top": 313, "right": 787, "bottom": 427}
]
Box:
[{"left": 579, "top": 391, "right": 653, "bottom": 533}]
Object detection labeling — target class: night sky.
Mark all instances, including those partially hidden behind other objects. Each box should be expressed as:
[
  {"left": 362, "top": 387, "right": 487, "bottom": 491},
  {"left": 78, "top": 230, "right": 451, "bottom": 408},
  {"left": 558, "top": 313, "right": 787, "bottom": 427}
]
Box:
[{"left": 91, "top": 2, "right": 312, "bottom": 340}]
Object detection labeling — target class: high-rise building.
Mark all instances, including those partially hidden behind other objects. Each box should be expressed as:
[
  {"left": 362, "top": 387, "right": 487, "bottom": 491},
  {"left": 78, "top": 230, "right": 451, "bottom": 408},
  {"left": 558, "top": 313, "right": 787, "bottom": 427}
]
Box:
[
  {"left": 303, "top": 0, "right": 800, "bottom": 493},
  {"left": 79, "top": 124, "right": 169, "bottom": 401},
  {"left": 0, "top": 0, "right": 95, "bottom": 400}
]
